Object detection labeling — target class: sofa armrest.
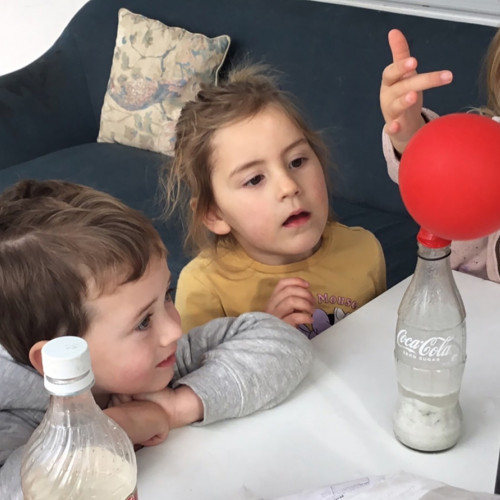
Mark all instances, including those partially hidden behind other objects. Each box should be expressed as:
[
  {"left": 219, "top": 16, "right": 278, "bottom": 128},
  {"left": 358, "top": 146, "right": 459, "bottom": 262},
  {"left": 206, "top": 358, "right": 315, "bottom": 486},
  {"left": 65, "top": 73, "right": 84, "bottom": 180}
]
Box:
[{"left": 0, "top": 36, "right": 98, "bottom": 170}]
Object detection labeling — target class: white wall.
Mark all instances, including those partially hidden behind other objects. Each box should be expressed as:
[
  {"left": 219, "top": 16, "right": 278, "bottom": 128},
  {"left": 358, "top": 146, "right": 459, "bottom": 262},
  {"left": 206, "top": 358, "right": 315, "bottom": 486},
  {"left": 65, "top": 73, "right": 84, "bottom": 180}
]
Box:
[
  {"left": 0, "top": 0, "right": 89, "bottom": 76},
  {"left": 0, "top": 0, "right": 498, "bottom": 77},
  {"left": 314, "top": 0, "right": 500, "bottom": 26}
]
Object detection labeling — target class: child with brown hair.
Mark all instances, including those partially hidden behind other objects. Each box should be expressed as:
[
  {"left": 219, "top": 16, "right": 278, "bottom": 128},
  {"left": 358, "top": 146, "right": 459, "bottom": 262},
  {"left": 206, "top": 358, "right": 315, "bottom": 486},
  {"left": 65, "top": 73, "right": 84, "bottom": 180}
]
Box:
[
  {"left": 164, "top": 64, "right": 386, "bottom": 336},
  {"left": 380, "top": 28, "right": 500, "bottom": 283},
  {"left": 0, "top": 179, "right": 313, "bottom": 498}
]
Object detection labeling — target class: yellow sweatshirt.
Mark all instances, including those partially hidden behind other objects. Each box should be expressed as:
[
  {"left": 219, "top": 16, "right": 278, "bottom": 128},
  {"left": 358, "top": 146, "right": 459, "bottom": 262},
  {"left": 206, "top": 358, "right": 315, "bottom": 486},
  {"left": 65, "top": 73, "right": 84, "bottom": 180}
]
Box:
[{"left": 175, "top": 221, "right": 386, "bottom": 337}]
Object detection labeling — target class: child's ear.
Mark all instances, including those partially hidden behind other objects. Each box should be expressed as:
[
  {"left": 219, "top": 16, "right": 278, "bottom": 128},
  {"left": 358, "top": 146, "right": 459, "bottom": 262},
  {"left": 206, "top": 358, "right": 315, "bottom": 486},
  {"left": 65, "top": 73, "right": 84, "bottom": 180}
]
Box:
[
  {"left": 203, "top": 206, "right": 231, "bottom": 235},
  {"left": 29, "top": 340, "right": 48, "bottom": 375}
]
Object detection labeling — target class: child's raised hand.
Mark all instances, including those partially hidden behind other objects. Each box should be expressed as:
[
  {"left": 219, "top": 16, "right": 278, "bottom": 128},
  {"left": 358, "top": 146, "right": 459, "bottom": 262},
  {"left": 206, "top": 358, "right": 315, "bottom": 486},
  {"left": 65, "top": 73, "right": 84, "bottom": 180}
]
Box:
[
  {"left": 265, "top": 277, "right": 315, "bottom": 327},
  {"left": 380, "top": 28, "right": 453, "bottom": 154}
]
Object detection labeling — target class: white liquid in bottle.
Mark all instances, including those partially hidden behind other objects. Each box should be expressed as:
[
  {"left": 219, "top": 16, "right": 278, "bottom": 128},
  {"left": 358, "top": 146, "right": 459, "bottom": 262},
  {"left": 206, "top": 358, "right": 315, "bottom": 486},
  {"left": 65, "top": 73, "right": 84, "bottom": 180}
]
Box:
[
  {"left": 21, "top": 338, "right": 138, "bottom": 499},
  {"left": 393, "top": 238, "right": 466, "bottom": 452},
  {"left": 23, "top": 446, "right": 137, "bottom": 500}
]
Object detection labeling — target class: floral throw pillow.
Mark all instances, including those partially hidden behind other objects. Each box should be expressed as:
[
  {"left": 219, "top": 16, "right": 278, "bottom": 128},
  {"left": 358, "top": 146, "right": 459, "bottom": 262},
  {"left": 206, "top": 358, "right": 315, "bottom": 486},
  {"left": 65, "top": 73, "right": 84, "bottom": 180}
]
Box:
[{"left": 97, "top": 8, "right": 230, "bottom": 156}]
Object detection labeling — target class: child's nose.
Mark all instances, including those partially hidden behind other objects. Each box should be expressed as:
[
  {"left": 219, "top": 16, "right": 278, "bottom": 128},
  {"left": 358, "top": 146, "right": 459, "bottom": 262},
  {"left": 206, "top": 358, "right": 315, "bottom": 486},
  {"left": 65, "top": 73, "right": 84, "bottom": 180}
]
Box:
[
  {"left": 159, "top": 311, "right": 183, "bottom": 346},
  {"left": 276, "top": 171, "right": 300, "bottom": 199}
]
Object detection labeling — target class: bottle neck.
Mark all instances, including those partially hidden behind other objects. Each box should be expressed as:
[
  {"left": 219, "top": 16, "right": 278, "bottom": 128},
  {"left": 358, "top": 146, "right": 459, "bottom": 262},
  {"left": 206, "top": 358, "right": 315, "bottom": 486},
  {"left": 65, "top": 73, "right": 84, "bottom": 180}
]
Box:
[
  {"left": 416, "top": 243, "right": 451, "bottom": 261},
  {"left": 414, "top": 243, "right": 453, "bottom": 284},
  {"left": 46, "top": 387, "right": 103, "bottom": 426},
  {"left": 413, "top": 242, "right": 465, "bottom": 314},
  {"left": 399, "top": 241, "right": 466, "bottom": 326}
]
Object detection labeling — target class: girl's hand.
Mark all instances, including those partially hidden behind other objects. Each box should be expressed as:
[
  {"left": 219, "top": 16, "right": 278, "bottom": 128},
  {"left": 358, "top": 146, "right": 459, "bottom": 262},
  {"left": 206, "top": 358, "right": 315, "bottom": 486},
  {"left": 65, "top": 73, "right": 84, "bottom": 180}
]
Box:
[
  {"left": 265, "top": 277, "right": 315, "bottom": 327},
  {"left": 380, "top": 28, "right": 453, "bottom": 154}
]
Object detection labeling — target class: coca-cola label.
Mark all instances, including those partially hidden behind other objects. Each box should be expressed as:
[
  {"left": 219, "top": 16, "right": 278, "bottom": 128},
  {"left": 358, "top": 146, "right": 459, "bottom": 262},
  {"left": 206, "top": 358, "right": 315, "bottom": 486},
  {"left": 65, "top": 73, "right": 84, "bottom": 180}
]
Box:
[{"left": 396, "top": 329, "right": 455, "bottom": 361}]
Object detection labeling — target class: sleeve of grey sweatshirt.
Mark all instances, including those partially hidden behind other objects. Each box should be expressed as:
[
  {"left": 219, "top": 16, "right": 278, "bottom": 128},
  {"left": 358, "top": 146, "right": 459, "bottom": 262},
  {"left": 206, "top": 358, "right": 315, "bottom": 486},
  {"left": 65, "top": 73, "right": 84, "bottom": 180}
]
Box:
[
  {"left": 0, "top": 448, "right": 24, "bottom": 500},
  {"left": 171, "top": 312, "right": 314, "bottom": 425},
  {"left": 0, "top": 346, "right": 47, "bottom": 499}
]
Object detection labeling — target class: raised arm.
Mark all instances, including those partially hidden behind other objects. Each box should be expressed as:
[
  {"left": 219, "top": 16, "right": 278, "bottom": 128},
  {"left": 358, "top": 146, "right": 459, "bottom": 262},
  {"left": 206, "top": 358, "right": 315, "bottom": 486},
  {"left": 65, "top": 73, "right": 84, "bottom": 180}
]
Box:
[{"left": 380, "top": 28, "right": 453, "bottom": 155}]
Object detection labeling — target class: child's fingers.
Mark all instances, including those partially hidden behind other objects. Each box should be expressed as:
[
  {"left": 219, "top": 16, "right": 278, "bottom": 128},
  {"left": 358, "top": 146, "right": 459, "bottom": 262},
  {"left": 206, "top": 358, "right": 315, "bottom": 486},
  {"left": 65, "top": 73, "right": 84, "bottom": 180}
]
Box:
[
  {"left": 141, "top": 431, "right": 169, "bottom": 447},
  {"left": 394, "top": 70, "right": 453, "bottom": 96},
  {"left": 272, "top": 277, "right": 310, "bottom": 293},
  {"left": 109, "top": 393, "right": 133, "bottom": 406},
  {"left": 266, "top": 279, "right": 315, "bottom": 322},
  {"left": 382, "top": 57, "right": 417, "bottom": 86},
  {"left": 384, "top": 120, "right": 401, "bottom": 136},
  {"left": 388, "top": 28, "right": 411, "bottom": 63},
  {"left": 385, "top": 91, "right": 419, "bottom": 123},
  {"left": 283, "top": 311, "right": 315, "bottom": 328},
  {"left": 267, "top": 295, "right": 314, "bottom": 321},
  {"left": 267, "top": 285, "right": 314, "bottom": 311}
]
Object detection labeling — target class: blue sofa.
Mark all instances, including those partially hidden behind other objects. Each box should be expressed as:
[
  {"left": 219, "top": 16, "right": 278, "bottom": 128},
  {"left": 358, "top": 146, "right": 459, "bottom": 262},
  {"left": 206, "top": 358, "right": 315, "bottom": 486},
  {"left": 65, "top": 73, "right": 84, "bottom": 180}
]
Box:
[{"left": 0, "top": 0, "right": 495, "bottom": 288}]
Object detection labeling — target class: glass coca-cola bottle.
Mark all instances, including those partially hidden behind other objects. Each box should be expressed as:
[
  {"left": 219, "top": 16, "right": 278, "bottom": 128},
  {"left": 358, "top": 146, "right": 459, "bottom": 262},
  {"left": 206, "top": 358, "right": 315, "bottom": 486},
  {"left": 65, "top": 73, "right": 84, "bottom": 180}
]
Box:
[
  {"left": 21, "top": 336, "right": 138, "bottom": 499},
  {"left": 393, "top": 228, "right": 466, "bottom": 452}
]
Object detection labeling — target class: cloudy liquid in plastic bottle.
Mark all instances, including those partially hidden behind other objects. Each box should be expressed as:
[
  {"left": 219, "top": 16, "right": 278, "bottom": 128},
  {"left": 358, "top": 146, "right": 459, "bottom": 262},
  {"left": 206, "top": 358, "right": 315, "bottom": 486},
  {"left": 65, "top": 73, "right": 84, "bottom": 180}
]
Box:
[
  {"left": 393, "top": 319, "right": 466, "bottom": 451},
  {"left": 21, "top": 337, "right": 138, "bottom": 500},
  {"left": 22, "top": 446, "right": 137, "bottom": 500},
  {"left": 392, "top": 235, "right": 466, "bottom": 452}
]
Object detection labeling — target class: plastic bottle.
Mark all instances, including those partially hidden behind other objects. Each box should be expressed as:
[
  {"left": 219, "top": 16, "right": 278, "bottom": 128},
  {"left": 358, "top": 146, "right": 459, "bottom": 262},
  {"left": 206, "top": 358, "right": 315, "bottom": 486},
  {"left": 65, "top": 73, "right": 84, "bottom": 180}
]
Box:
[
  {"left": 393, "top": 228, "right": 466, "bottom": 452},
  {"left": 21, "top": 336, "right": 138, "bottom": 499}
]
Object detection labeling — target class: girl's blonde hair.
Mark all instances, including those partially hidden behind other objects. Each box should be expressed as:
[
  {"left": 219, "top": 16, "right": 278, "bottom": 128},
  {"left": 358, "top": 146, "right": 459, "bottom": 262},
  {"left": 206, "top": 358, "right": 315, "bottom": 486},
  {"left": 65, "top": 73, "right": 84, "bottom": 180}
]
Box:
[
  {"left": 162, "top": 63, "right": 331, "bottom": 255},
  {"left": 477, "top": 27, "right": 500, "bottom": 117}
]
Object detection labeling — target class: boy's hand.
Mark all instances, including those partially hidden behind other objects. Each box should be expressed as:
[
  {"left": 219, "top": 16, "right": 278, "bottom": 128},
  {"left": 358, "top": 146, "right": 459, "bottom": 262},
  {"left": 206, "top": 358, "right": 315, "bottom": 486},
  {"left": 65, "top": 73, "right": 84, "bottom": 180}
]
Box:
[
  {"left": 265, "top": 277, "right": 314, "bottom": 327},
  {"left": 133, "top": 386, "right": 204, "bottom": 429},
  {"left": 380, "top": 28, "right": 453, "bottom": 154},
  {"left": 105, "top": 399, "right": 170, "bottom": 447}
]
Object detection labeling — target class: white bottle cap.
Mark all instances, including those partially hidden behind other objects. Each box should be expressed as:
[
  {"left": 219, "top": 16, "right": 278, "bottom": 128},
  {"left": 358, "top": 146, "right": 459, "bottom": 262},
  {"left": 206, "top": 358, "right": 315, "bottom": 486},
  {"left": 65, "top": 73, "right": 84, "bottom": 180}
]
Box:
[{"left": 41, "top": 336, "right": 95, "bottom": 396}]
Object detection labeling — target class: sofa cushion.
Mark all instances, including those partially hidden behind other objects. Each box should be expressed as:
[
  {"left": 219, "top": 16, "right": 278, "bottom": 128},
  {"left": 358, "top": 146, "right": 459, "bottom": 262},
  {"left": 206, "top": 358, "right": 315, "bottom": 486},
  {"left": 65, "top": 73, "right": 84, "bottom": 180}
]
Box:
[{"left": 97, "top": 8, "right": 230, "bottom": 156}]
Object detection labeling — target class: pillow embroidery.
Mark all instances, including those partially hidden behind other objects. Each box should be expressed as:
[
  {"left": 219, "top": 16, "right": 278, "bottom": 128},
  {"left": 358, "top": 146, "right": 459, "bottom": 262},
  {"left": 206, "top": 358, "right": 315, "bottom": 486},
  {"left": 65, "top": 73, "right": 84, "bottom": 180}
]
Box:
[{"left": 97, "top": 8, "right": 230, "bottom": 155}]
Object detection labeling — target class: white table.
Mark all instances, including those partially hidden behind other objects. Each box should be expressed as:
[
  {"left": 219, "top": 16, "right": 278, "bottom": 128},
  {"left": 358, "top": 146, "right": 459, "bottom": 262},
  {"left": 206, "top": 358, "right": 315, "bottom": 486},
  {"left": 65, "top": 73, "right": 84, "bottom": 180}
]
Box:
[{"left": 137, "top": 271, "right": 500, "bottom": 499}]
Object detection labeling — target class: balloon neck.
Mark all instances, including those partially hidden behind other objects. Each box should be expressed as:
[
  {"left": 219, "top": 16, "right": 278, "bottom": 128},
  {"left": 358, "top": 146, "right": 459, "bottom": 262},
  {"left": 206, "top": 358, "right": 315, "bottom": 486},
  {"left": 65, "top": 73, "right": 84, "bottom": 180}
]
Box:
[{"left": 417, "top": 228, "right": 452, "bottom": 248}]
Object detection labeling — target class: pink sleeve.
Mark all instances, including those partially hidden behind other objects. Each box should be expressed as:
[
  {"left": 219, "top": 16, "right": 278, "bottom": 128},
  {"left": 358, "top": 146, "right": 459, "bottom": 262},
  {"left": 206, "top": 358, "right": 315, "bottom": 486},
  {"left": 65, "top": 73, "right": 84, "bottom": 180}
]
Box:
[
  {"left": 383, "top": 111, "right": 500, "bottom": 285},
  {"left": 449, "top": 233, "right": 500, "bottom": 284},
  {"left": 382, "top": 108, "right": 439, "bottom": 184},
  {"left": 486, "top": 232, "right": 500, "bottom": 283}
]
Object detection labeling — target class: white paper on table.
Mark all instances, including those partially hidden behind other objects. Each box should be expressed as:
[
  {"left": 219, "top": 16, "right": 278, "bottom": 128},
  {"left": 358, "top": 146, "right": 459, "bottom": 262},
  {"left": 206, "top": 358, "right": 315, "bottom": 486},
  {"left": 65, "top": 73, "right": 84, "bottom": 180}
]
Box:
[
  {"left": 273, "top": 476, "right": 383, "bottom": 499},
  {"left": 268, "top": 471, "right": 500, "bottom": 500}
]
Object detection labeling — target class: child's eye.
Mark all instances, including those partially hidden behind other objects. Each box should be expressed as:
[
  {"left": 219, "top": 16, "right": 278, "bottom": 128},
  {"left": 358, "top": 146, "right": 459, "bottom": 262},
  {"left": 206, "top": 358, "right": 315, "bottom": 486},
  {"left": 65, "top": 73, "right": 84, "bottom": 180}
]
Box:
[
  {"left": 290, "top": 157, "right": 306, "bottom": 169},
  {"left": 165, "top": 288, "right": 175, "bottom": 303},
  {"left": 244, "top": 174, "right": 264, "bottom": 187},
  {"left": 136, "top": 313, "right": 153, "bottom": 331}
]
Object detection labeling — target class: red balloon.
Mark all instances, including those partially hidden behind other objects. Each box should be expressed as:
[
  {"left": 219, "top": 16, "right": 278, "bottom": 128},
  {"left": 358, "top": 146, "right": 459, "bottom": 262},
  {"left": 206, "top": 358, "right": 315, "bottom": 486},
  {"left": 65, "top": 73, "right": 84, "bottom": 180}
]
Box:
[{"left": 399, "top": 113, "right": 500, "bottom": 241}]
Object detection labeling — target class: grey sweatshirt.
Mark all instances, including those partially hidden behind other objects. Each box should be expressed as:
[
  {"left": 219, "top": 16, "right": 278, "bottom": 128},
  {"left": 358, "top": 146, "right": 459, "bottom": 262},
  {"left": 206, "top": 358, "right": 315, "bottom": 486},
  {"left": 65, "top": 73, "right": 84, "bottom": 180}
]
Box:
[{"left": 0, "top": 312, "right": 313, "bottom": 498}]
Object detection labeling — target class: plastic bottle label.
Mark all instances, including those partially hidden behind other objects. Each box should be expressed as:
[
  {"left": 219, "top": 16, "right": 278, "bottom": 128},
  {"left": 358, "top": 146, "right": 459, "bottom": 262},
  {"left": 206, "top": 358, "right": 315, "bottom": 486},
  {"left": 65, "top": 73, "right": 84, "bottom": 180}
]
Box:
[{"left": 396, "top": 329, "right": 454, "bottom": 361}]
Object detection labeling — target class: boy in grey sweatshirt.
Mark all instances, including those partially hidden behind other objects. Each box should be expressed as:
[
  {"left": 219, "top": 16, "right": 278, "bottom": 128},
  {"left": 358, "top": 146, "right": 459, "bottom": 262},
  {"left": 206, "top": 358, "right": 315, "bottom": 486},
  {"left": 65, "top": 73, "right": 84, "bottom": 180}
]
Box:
[{"left": 0, "top": 180, "right": 313, "bottom": 498}]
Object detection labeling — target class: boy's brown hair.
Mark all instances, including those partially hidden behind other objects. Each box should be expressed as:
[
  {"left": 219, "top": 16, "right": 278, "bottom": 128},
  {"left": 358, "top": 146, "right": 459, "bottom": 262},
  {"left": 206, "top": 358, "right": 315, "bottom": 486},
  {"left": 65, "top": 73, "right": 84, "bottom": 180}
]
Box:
[
  {"left": 0, "top": 179, "right": 165, "bottom": 366},
  {"left": 162, "top": 63, "right": 331, "bottom": 255}
]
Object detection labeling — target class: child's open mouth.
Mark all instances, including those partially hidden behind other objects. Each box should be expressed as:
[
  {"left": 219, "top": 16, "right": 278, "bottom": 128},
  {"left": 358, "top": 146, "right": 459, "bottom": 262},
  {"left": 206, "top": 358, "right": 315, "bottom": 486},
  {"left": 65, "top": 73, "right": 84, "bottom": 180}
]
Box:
[
  {"left": 283, "top": 211, "right": 311, "bottom": 227},
  {"left": 157, "top": 352, "right": 176, "bottom": 368}
]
